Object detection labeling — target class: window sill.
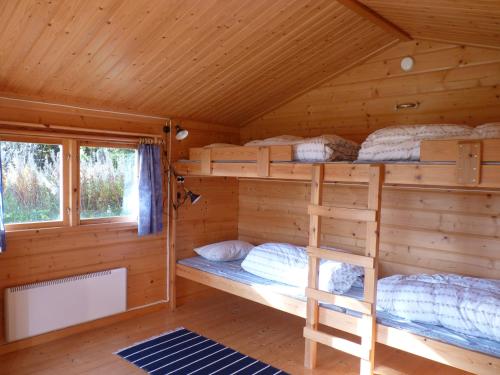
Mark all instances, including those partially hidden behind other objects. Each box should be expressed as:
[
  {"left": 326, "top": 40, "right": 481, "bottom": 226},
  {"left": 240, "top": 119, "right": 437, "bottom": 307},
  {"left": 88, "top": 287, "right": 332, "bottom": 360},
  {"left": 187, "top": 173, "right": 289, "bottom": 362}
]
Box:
[{"left": 5, "top": 221, "right": 139, "bottom": 239}]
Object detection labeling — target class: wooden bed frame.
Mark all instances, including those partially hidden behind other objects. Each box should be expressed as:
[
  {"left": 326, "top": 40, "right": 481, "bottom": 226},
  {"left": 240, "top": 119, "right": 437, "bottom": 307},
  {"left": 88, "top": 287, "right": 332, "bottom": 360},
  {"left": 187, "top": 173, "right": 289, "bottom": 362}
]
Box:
[
  {"left": 179, "top": 138, "right": 500, "bottom": 188},
  {"left": 172, "top": 139, "right": 500, "bottom": 374},
  {"left": 176, "top": 263, "right": 499, "bottom": 375}
]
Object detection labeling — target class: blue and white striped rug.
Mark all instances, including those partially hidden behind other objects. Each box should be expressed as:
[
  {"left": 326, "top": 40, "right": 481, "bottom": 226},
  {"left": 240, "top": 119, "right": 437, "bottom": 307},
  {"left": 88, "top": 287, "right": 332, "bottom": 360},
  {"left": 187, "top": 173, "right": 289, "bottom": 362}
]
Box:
[{"left": 115, "top": 327, "right": 288, "bottom": 374}]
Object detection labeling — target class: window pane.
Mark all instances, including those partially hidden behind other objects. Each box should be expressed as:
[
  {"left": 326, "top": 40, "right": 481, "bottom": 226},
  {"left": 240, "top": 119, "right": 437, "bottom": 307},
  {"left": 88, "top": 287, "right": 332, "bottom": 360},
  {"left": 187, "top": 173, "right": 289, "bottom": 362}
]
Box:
[
  {"left": 1, "top": 141, "right": 62, "bottom": 224},
  {"left": 80, "top": 146, "right": 138, "bottom": 220}
]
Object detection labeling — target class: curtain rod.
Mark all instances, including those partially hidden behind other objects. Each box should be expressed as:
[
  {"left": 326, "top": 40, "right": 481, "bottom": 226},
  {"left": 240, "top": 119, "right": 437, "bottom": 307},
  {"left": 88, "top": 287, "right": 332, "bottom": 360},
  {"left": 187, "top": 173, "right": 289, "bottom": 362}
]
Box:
[{"left": 0, "top": 119, "right": 164, "bottom": 143}]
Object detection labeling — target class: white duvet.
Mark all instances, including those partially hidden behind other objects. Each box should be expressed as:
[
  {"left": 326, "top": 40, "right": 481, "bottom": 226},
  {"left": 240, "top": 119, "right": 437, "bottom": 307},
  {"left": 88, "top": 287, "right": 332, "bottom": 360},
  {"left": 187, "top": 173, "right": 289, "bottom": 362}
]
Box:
[
  {"left": 357, "top": 124, "right": 473, "bottom": 161},
  {"left": 377, "top": 274, "right": 500, "bottom": 341}
]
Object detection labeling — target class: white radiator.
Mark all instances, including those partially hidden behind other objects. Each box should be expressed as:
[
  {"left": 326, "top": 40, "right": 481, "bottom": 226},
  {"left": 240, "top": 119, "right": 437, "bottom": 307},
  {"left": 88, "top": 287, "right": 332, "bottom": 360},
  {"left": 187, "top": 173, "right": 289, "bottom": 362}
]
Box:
[{"left": 4, "top": 268, "right": 127, "bottom": 342}]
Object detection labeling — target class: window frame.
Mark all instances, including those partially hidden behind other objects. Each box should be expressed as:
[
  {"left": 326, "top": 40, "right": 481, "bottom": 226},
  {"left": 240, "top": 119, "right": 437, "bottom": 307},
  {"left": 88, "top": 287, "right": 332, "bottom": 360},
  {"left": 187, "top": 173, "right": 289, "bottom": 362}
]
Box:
[
  {"left": 78, "top": 140, "right": 139, "bottom": 226},
  {"left": 0, "top": 134, "right": 67, "bottom": 231},
  {"left": 1, "top": 135, "right": 140, "bottom": 232}
]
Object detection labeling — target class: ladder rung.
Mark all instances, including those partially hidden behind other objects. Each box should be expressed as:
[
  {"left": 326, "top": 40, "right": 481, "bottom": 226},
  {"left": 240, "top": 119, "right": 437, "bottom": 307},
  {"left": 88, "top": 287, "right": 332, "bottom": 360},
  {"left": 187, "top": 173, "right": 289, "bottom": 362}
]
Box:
[
  {"left": 308, "top": 204, "right": 376, "bottom": 222},
  {"left": 307, "top": 246, "right": 375, "bottom": 269},
  {"left": 303, "top": 327, "right": 370, "bottom": 361},
  {"left": 305, "top": 287, "right": 373, "bottom": 315}
]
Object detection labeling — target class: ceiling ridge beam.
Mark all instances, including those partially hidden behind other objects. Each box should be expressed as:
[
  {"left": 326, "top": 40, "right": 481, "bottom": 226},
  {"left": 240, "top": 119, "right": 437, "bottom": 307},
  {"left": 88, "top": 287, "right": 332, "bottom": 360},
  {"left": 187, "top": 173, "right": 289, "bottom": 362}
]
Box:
[{"left": 336, "top": 0, "right": 412, "bottom": 41}]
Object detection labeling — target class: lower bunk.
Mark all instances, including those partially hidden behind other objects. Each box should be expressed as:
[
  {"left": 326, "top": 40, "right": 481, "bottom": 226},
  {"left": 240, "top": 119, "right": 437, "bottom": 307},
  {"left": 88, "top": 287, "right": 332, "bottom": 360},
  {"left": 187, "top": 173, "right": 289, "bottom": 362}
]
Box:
[{"left": 177, "top": 256, "right": 500, "bottom": 375}]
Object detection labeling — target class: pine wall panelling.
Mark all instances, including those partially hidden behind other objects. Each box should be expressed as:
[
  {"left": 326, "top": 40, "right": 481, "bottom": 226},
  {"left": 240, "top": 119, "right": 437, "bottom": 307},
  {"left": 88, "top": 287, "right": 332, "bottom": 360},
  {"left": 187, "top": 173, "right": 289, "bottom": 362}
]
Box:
[
  {"left": 238, "top": 180, "right": 500, "bottom": 280},
  {"left": 0, "top": 101, "right": 238, "bottom": 347},
  {"left": 241, "top": 40, "right": 500, "bottom": 143},
  {"left": 0, "top": 100, "right": 167, "bottom": 347},
  {"left": 170, "top": 119, "right": 240, "bottom": 302}
]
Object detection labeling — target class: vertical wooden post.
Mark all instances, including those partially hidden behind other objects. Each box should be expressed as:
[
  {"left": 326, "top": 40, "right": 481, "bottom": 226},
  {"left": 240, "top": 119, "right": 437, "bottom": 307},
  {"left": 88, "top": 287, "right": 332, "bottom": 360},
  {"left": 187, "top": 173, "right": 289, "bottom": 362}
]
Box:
[
  {"left": 257, "top": 147, "right": 270, "bottom": 177},
  {"left": 168, "top": 174, "right": 178, "bottom": 312},
  {"left": 304, "top": 164, "right": 324, "bottom": 369},
  {"left": 68, "top": 139, "right": 80, "bottom": 227},
  {"left": 200, "top": 148, "right": 212, "bottom": 175},
  {"left": 361, "top": 164, "right": 384, "bottom": 375}
]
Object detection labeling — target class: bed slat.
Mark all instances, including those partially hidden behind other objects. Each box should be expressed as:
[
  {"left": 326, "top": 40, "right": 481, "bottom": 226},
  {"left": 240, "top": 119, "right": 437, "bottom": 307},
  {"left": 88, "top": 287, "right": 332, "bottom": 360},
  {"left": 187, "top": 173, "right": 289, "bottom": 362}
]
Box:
[{"left": 305, "top": 287, "right": 372, "bottom": 315}]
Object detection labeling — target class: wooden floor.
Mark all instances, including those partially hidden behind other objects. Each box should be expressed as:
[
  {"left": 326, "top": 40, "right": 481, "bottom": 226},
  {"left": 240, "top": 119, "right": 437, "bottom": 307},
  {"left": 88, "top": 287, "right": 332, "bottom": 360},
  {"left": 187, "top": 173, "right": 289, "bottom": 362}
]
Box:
[{"left": 0, "top": 291, "right": 470, "bottom": 375}]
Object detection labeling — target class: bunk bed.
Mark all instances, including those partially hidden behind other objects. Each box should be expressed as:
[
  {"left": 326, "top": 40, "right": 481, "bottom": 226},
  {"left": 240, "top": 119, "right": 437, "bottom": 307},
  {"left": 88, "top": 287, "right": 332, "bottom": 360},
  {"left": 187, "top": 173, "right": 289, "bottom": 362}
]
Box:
[{"left": 172, "top": 137, "right": 500, "bottom": 375}]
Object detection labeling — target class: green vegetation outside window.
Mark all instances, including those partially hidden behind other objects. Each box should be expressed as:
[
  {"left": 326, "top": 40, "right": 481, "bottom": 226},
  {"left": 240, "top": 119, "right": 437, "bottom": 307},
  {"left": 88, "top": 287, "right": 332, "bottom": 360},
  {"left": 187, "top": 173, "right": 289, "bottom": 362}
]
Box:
[
  {"left": 0, "top": 140, "right": 62, "bottom": 225},
  {"left": 79, "top": 146, "right": 138, "bottom": 220}
]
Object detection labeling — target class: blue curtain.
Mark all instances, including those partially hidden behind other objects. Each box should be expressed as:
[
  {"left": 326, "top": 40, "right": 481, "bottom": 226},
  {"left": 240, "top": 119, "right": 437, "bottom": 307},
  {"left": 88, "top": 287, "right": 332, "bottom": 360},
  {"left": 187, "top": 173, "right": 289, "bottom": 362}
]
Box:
[
  {"left": 0, "top": 145, "right": 5, "bottom": 252},
  {"left": 138, "top": 144, "right": 163, "bottom": 236}
]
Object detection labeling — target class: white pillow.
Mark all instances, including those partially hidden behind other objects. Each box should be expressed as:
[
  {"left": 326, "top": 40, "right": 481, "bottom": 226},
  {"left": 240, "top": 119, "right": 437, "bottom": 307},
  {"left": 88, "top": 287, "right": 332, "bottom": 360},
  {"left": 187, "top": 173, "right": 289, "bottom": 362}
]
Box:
[
  {"left": 194, "top": 240, "right": 254, "bottom": 261},
  {"left": 241, "top": 243, "right": 363, "bottom": 294}
]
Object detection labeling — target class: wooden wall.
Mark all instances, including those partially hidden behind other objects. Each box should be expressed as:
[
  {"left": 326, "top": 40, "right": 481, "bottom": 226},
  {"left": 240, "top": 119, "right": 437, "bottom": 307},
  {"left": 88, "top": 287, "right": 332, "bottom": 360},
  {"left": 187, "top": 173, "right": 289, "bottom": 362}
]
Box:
[
  {"left": 238, "top": 180, "right": 499, "bottom": 280},
  {"left": 241, "top": 40, "right": 500, "bottom": 144},
  {"left": 171, "top": 119, "right": 240, "bottom": 302},
  {"left": 0, "top": 100, "right": 238, "bottom": 346},
  {"left": 0, "top": 100, "right": 168, "bottom": 346}
]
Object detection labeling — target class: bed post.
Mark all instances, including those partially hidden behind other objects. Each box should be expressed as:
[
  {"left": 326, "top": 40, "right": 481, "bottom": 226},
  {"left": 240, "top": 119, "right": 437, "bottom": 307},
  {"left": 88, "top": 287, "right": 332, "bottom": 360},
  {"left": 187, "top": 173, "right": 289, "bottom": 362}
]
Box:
[
  {"left": 168, "top": 177, "right": 177, "bottom": 312},
  {"left": 304, "top": 164, "right": 324, "bottom": 369},
  {"left": 303, "top": 163, "right": 384, "bottom": 375},
  {"left": 360, "top": 164, "right": 384, "bottom": 375}
]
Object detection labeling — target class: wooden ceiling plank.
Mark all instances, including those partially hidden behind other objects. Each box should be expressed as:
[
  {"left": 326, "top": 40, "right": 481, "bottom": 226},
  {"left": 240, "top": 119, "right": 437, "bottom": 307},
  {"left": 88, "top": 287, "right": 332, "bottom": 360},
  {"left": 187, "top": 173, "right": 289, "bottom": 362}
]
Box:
[
  {"left": 361, "top": 0, "right": 500, "bottom": 49},
  {"left": 73, "top": 0, "right": 212, "bottom": 104},
  {"left": 148, "top": 1, "right": 350, "bottom": 117},
  {"left": 200, "top": 23, "right": 394, "bottom": 121},
  {"left": 238, "top": 38, "right": 399, "bottom": 127},
  {"left": 126, "top": 0, "right": 278, "bottom": 111},
  {"left": 201, "top": 25, "right": 393, "bottom": 124},
  {"left": 336, "top": 0, "right": 411, "bottom": 41},
  {"left": 9, "top": 0, "right": 115, "bottom": 95},
  {"left": 44, "top": 0, "right": 155, "bottom": 98},
  {"left": 165, "top": 5, "right": 378, "bottom": 120},
  {"left": 134, "top": 0, "right": 327, "bottom": 113}
]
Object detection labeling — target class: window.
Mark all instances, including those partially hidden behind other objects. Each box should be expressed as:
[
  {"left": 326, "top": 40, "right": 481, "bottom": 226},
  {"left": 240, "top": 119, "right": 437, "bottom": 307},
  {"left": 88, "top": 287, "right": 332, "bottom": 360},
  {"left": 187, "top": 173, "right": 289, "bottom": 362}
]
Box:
[
  {"left": 79, "top": 145, "right": 138, "bottom": 221},
  {"left": 0, "top": 140, "right": 62, "bottom": 225}
]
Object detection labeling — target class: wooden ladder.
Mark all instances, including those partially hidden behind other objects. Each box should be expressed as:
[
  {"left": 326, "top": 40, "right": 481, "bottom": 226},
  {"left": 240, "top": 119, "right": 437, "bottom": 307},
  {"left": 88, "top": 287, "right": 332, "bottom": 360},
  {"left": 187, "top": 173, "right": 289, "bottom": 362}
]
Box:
[{"left": 304, "top": 164, "right": 384, "bottom": 375}]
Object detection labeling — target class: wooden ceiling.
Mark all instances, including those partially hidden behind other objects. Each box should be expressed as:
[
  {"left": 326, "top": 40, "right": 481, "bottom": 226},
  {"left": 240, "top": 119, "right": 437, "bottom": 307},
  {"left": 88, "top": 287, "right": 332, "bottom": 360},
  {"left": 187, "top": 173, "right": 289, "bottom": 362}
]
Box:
[
  {"left": 360, "top": 0, "right": 500, "bottom": 49},
  {"left": 0, "top": 1, "right": 499, "bottom": 126},
  {"left": 0, "top": 0, "right": 396, "bottom": 125}
]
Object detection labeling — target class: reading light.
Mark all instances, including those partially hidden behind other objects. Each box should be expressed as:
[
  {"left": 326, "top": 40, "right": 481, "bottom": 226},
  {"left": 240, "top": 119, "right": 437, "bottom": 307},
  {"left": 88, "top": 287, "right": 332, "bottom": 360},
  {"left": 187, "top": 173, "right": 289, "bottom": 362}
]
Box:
[
  {"left": 173, "top": 176, "right": 202, "bottom": 209},
  {"left": 186, "top": 190, "right": 201, "bottom": 204},
  {"left": 163, "top": 123, "right": 189, "bottom": 140},
  {"left": 175, "top": 125, "right": 189, "bottom": 140}
]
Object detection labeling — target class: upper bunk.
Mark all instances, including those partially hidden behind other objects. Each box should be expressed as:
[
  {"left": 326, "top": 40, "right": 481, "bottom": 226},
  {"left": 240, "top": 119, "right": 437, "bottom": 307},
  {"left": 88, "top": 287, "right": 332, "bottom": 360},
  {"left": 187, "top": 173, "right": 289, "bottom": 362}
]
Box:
[{"left": 174, "top": 137, "right": 500, "bottom": 189}]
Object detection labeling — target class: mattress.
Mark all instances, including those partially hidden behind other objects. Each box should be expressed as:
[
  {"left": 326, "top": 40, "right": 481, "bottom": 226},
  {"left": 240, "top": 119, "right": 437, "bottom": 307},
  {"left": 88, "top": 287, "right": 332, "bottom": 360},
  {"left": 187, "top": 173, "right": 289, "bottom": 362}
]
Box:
[{"left": 178, "top": 256, "right": 500, "bottom": 357}]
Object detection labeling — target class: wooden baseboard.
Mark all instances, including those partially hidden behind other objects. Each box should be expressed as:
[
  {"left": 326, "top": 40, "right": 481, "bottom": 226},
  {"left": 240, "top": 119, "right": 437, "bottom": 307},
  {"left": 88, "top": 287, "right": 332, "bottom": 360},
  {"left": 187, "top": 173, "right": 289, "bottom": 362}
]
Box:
[{"left": 0, "top": 301, "right": 167, "bottom": 356}]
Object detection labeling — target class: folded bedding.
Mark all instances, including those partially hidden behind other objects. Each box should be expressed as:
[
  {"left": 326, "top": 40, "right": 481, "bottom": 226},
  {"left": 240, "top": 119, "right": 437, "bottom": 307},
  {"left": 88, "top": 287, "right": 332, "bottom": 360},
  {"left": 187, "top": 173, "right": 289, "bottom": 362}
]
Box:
[
  {"left": 244, "top": 134, "right": 360, "bottom": 162},
  {"left": 471, "top": 122, "right": 500, "bottom": 139},
  {"left": 377, "top": 274, "right": 500, "bottom": 341},
  {"left": 240, "top": 242, "right": 363, "bottom": 294},
  {"left": 357, "top": 124, "right": 473, "bottom": 161}
]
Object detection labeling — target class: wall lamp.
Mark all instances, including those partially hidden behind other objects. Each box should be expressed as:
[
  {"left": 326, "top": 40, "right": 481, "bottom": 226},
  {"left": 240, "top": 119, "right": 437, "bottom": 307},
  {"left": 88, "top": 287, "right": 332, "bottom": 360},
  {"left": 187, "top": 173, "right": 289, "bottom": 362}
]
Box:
[
  {"left": 164, "top": 123, "right": 189, "bottom": 140},
  {"left": 173, "top": 176, "right": 201, "bottom": 209}
]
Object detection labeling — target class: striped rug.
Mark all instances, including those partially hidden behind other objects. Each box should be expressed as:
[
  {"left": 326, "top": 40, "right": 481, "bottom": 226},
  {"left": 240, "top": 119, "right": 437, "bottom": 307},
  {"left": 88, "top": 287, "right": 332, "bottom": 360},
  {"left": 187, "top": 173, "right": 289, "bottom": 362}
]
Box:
[{"left": 115, "top": 327, "right": 288, "bottom": 374}]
